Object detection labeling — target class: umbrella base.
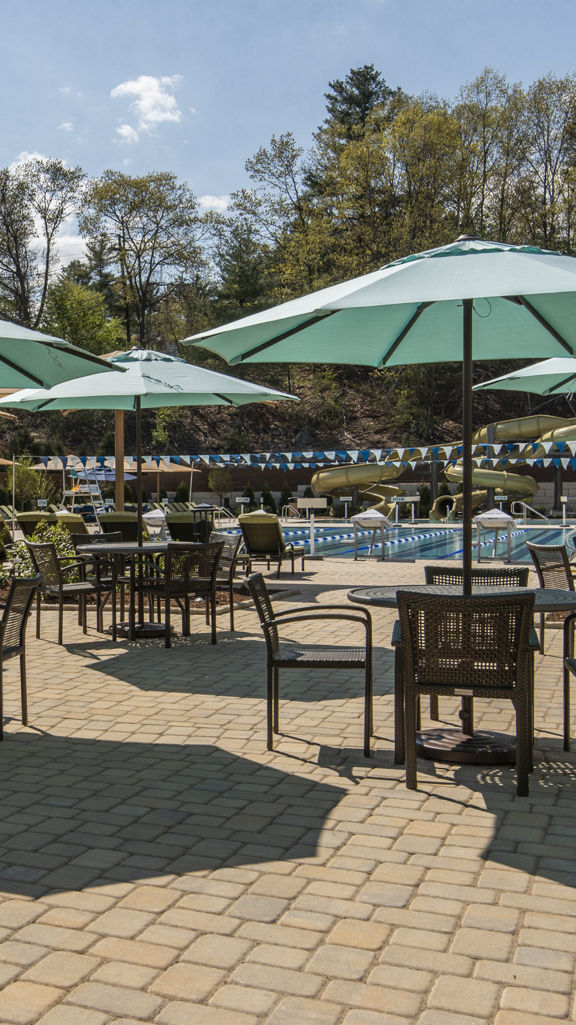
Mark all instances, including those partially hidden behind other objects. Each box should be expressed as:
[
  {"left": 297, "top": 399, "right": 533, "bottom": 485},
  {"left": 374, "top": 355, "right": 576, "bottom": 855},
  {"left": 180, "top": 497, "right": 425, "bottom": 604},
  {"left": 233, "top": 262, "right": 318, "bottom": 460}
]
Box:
[
  {"left": 110, "top": 620, "right": 174, "bottom": 640},
  {"left": 416, "top": 728, "right": 516, "bottom": 765}
]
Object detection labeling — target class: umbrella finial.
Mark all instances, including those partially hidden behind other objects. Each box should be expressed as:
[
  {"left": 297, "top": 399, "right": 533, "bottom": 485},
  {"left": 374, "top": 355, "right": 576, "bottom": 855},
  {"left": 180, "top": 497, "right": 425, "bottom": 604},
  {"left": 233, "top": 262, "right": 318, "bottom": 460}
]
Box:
[{"left": 456, "top": 233, "right": 481, "bottom": 242}]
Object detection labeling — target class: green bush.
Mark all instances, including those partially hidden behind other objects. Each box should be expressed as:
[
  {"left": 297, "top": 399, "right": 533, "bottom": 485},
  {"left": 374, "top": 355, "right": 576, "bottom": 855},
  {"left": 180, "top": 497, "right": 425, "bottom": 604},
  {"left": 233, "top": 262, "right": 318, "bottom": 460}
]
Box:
[{"left": 11, "top": 522, "right": 77, "bottom": 579}]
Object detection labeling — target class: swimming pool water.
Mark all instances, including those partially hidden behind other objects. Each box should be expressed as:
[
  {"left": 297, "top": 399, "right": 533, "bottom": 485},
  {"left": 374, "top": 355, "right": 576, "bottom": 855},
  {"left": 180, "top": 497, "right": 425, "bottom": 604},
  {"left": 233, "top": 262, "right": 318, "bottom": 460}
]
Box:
[{"left": 277, "top": 523, "right": 576, "bottom": 561}]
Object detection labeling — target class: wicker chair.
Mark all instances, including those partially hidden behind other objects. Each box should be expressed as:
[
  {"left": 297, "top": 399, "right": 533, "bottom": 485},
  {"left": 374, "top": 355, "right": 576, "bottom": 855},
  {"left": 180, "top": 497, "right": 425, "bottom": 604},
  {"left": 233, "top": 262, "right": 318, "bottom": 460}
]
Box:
[
  {"left": 395, "top": 590, "right": 535, "bottom": 796},
  {"left": 26, "top": 541, "right": 114, "bottom": 645},
  {"left": 0, "top": 574, "right": 41, "bottom": 738},
  {"left": 424, "top": 565, "right": 530, "bottom": 588},
  {"left": 209, "top": 531, "right": 244, "bottom": 630},
  {"left": 245, "top": 572, "right": 373, "bottom": 754},
  {"left": 525, "top": 541, "right": 575, "bottom": 654},
  {"left": 421, "top": 565, "right": 530, "bottom": 721},
  {"left": 137, "top": 540, "right": 224, "bottom": 647},
  {"left": 239, "top": 512, "right": 305, "bottom": 577}
]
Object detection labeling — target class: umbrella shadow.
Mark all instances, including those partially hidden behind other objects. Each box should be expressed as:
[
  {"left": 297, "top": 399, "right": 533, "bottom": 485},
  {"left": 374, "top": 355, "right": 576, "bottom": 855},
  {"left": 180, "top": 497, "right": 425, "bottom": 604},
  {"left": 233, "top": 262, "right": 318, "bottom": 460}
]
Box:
[{"left": 0, "top": 732, "right": 346, "bottom": 898}]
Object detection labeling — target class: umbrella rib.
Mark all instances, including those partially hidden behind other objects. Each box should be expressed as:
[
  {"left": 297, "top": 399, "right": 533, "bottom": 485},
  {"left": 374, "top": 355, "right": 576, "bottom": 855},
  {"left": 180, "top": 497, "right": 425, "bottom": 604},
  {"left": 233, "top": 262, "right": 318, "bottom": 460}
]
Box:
[
  {"left": 504, "top": 296, "right": 574, "bottom": 354},
  {"left": 234, "top": 313, "right": 337, "bottom": 363},
  {"left": 377, "top": 303, "right": 432, "bottom": 366},
  {"left": 545, "top": 373, "right": 576, "bottom": 394},
  {"left": 0, "top": 356, "right": 45, "bottom": 387},
  {"left": 213, "top": 394, "right": 235, "bottom": 405}
]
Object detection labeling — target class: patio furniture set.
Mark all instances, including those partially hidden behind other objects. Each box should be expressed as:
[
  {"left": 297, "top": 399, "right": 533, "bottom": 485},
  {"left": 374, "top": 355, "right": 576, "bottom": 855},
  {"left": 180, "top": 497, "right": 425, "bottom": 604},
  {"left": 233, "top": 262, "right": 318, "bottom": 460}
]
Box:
[{"left": 2, "top": 508, "right": 576, "bottom": 800}]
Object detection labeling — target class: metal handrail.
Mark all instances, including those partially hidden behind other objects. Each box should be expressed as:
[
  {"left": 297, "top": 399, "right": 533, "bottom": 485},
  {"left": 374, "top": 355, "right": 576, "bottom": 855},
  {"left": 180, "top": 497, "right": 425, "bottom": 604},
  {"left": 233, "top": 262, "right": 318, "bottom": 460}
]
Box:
[{"left": 510, "top": 500, "right": 550, "bottom": 525}]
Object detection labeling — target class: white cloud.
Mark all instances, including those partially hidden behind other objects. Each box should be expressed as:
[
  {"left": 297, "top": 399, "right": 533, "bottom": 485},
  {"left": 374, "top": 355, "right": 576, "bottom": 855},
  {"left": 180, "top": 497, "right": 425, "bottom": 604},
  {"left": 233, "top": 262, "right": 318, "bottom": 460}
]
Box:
[
  {"left": 111, "top": 74, "right": 182, "bottom": 143},
  {"left": 199, "top": 194, "right": 230, "bottom": 213},
  {"left": 58, "top": 122, "right": 74, "bottom": 132},
  {"left": 56, "top": 232, "right": 87, "bottom": 264},
  {"left": 116, "top": 123, "right": 139, "bottom": 145},
  {"left": 9, "top": 150, "right": 47, "bottom": 170}
]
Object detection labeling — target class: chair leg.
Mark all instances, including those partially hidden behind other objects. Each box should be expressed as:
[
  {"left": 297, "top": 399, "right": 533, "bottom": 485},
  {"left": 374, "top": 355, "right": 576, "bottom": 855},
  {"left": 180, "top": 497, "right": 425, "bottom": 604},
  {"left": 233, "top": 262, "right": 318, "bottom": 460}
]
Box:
[
  {"left": 563, "top": 620, "right": 573, "bottom": 751},
  {"left": 210, "top": 592, "right": 217, "bottom": 645},
  {"left": 429, "top": 695, "right": 439, "bottom": 720},
  {"left": 405, "top": 688, "right": 418, "bottom": 790},
  {"left": 58, "top": 601, "right": 63, "bottom": 646},
  {"left": 229, "top": 582, "right": 235, "bottom": 631},
  {"left": 36, "top": 593, "right": 41, "bottom": 639},
  {"left": 515, "top": 695, "right": 530, "bottom": 797},
  {"left": 364, "top": 659, "right": 372, "bottom": 757},
  {"left": 267, "top": 664, "right": 274, "bottom": 750},
  {"left": 0, "top": 662, "right": 3, "bottom": 740},
  {"left": 20, "top": 650, "right": 27, "bottom": 726},
  {"left": 394, "top": 647, "right": 405, "bottom": 764},
  {"left": 539, "top": 612, "right": 545, "bottom": 654},
  {"left": 165, "top": 595, "right": 171, "bottom": 649},
  {"left": 273, "top": 668, "right": 279, "bottom": 733}
]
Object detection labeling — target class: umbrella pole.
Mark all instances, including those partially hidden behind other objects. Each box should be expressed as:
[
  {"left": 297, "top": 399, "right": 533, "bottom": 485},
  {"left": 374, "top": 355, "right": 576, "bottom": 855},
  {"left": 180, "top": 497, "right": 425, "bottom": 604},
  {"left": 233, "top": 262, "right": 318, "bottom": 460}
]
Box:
[
  {"left": 136, "top": 397, "right": 143, "bottom": 547},
  {"left": 462, "top": 299, "right": 473, "bottom": 596}
]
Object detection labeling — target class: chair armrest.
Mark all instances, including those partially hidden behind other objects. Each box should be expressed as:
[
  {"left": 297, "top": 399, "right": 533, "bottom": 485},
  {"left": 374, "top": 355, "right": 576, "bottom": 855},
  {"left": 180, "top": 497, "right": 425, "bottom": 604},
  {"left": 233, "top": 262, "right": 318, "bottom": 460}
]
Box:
[
  {"left": 391, "top": 620, "right": 402, "bottom": 647},
  {"left": 264, "top": 610, "right": 372, "bottom": 646}
]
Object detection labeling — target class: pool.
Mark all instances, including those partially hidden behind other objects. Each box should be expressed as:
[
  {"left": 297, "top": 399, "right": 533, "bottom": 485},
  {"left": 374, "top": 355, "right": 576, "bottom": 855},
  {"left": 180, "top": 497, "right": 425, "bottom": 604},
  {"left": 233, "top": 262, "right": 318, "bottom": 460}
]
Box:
[{"left": 277, "top": 522, "right": 576, "bottom": 561}]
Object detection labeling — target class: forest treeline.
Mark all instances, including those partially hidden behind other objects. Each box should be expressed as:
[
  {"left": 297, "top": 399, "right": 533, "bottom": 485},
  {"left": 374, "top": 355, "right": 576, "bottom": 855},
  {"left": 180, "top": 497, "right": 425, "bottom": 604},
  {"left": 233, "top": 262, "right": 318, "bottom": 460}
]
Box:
[{"left": 2, "top": 65, "right": 576, "bottom": 457}]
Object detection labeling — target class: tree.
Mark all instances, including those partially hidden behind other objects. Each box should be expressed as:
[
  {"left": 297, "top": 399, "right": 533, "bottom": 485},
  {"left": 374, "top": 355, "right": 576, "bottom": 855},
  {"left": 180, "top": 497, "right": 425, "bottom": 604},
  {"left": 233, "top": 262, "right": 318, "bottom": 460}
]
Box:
[
  {"left": 323, "top": 65, "right": 403, "bottom": 142},
  {"left": 80, "top": 171, "right": 208, "bottom": 346},
  {"left": 42, "top": 277, "right": 124, "bottom": 354},
  {"left": 208, "top": 467, "right": 233, "bottom": 506},
  {"left": 0, "top": 158, "right": 84, "bottom": 327}
]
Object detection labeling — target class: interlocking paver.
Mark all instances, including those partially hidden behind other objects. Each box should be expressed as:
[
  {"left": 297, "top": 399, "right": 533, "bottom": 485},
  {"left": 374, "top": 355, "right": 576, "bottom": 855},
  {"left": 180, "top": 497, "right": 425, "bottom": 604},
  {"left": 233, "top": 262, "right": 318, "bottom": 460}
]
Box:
[{"left": 0, "top": 555, "right": 575, "bottom": 1025}]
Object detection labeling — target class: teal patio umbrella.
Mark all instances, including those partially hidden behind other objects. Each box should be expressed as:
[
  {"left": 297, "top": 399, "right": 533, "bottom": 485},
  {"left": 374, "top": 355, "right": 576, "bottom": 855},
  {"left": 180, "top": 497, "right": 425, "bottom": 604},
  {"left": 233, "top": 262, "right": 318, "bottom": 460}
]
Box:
[
  {"left": 0, "top": 347, "right": 298, "bottom": 543},
  {"left": 183, "top": 236, "right": 576, "bottom": 591},
  {"left": 0, "top": 319, "right": 122, "bottom": 388},
  {"left": 474, "top": 357, "right": 576, "bottom": 397}
]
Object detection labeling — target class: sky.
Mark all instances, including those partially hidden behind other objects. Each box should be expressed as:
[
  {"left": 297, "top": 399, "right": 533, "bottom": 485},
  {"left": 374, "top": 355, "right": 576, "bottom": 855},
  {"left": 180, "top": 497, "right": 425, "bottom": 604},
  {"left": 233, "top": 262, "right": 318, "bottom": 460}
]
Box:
[{"left": 5, "top": 0, "right": 576, "bottom": 261}]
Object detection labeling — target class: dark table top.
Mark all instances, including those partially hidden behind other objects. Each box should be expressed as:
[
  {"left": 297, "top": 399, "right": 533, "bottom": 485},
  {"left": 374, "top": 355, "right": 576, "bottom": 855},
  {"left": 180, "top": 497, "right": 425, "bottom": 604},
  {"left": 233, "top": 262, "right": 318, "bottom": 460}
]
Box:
[{"left": 347, "top": 584, "right": 576, "bottom": 613}]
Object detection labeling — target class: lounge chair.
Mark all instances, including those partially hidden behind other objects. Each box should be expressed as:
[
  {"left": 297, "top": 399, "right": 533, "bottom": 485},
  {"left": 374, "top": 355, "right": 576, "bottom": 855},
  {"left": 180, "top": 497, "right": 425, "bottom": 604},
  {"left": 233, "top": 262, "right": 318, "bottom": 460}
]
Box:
[
  {"left": 238, "top": 511, "right": 305, "bottom": 577},
  {"left": 98, "top": 511, "right": 139, "bottom": 542},
  {"left": 16, "top": 511, "right": 58, "bottom": 537}
]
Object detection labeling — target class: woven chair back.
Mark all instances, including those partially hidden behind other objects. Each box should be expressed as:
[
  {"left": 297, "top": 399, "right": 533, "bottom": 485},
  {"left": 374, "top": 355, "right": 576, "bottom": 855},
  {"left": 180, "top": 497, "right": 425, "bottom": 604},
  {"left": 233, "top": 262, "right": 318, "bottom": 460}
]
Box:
[
  {"left": 0, "top": 575, "right": 40, "bottom": 654},
  {"left": 424, "top": 565, "right": 529, "bottom": 587},
  {"left": 526, "top": 541, "right": 575, "bottom": 591},
  {"left": 26, "top": 542, "right": 62, "bottom": 588},
  {"left": 245, "top": 573, "right": 279, "bottom": 653},
  {"left": 397, "top": 591, "right": 534, "bottom": 694}
]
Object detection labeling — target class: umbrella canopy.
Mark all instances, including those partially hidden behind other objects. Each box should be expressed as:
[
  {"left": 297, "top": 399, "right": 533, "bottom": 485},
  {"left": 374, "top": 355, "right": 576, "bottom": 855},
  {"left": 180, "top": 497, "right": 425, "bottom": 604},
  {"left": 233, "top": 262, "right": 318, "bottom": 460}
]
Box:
[
  {"left": 474, "top": 357, "right": 576, "bottom": 396},
  {"left": 0, "top": 319, "right": 123, "bottom": 388},
  {"left": 184, "top": 236, "right": 576, "bottom": 591},
  {"left": 0, "top": 346, "right": 298, "bottom": 410},
  {"left": 0, "top": 347, "right": 298, "bottom": 543}
]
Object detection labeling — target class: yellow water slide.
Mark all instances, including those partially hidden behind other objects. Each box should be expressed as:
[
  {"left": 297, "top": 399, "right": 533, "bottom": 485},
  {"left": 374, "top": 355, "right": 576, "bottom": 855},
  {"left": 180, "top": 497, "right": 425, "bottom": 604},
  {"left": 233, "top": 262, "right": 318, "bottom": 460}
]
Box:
[
  {"left": 429, "top": 415, "right": 552, "bottom": 521},
  {"left": 310, "top": 462, "right": 405, "bottom": 516}
]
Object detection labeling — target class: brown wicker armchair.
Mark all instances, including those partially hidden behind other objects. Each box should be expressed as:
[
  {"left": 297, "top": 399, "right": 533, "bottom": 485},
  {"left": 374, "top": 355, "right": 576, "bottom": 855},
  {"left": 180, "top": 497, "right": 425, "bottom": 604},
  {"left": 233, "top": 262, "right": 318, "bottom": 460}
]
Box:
[
  {"left": 526, "top": 541, "right": 575, "bottom": 653},
  {"left": 422, "top": 565, "right": 530, "bottom": 721},
  {"left": 0, "top": 574, "right": 40, "bottom": 738},
  {"left": 26, "top": 541, "right": 114, "bottom": 644},
  {"left": 137, "top": 540, "right": 224, "bottom": 647},
  {"left": 245, "top": 572, "right": 373, "bottom": 755},
  {"left": 209, "top": 531, "right": 244, "bottom": 630},
  {"left": 395, "top": 590, "right": 535, "bottom": 796}
]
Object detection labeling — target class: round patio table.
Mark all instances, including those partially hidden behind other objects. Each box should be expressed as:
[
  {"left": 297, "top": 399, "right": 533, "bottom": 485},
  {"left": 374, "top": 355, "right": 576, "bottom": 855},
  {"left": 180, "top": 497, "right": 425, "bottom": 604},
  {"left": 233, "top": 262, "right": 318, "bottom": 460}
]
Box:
[
  {"left": 78, "top": 540, "right": 202, "bottom": 640},
  {"left": 347, "top": 584, "right": 576, "bottom": 764}
]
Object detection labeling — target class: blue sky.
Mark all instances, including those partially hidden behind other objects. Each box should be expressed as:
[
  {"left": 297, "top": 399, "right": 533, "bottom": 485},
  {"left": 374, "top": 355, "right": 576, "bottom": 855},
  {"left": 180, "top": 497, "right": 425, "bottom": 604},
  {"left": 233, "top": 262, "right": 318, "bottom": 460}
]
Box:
[{"left": 6, "top": 0, "right": 576, "bottom": 251}]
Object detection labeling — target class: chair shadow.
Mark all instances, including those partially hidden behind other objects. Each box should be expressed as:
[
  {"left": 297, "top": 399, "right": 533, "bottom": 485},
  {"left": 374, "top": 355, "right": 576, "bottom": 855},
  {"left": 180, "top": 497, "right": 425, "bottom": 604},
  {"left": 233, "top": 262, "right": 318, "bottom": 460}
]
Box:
[
  {"left": 0, "top": 732, "right": 346, "bottom": 898},
  {"left": 450, "top": 758, "right": 576, "bottom": 889},
  {"left": 65, "top": 636, "right": 395, "bottom": 703}
]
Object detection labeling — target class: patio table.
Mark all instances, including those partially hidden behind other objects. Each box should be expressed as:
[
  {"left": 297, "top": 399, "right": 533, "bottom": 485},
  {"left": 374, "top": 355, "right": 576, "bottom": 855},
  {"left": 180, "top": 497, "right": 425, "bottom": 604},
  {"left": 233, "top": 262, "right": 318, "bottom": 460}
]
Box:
[
  {"left": 78, "top": 540, "right": 200, "bottom": 640},
  {"left": 347, "top": 584, "right": 576, "bottom": 764}
]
